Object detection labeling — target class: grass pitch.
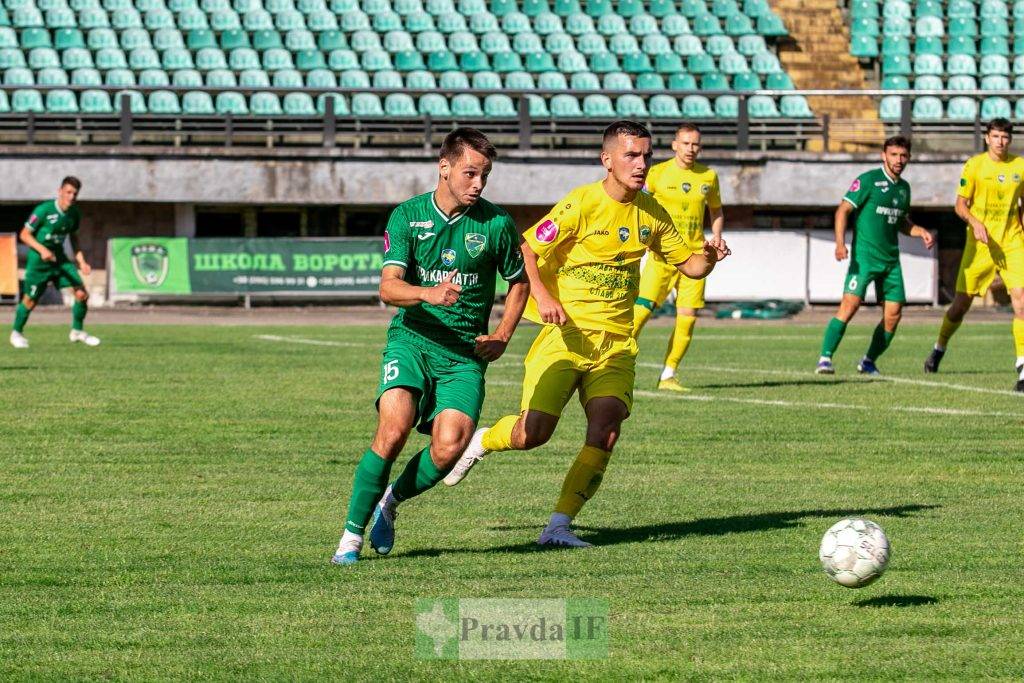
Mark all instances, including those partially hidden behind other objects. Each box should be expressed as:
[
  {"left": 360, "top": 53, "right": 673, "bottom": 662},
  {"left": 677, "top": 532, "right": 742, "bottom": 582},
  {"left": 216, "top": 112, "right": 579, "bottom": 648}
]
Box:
[{"left": 1, "top": 317, "right": 1022, "bottom": 679}]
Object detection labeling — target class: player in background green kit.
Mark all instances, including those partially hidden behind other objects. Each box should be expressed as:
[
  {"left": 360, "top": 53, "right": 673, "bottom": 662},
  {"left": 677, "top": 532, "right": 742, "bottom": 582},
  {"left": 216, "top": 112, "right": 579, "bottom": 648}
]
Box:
[
  {"left": 332, "top": 129, "right": 530, "bottom": 565},
  {"left": 10, "top": 176, "right": 100, "bottom": 349},
  {"left": 816, "top": 137, "right": 934, "bottom": 375}
]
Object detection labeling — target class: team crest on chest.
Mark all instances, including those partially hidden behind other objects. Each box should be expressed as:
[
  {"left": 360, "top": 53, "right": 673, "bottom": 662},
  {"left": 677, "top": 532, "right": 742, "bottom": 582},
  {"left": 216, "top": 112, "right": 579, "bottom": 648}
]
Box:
[
  {"left": 441, "top": 248, "right": 456, "bottom": 267},
  {"left": 681, "top": 182, "right": 692, "bottom": 193},
  {"left": 465, "top": 232, "right": 486, "bottom": 258},
  {"left": 998, "top": 174, "right": 1006, "bottom": 183},
  {"left": 618, "top": 227, "right": 630, "bottom": 242},
  {"left": 700, "top": 184, "right": 710, "bottom": 195},
  {"left": 639, "top": 225, "right": 651, "bottom": 244}
]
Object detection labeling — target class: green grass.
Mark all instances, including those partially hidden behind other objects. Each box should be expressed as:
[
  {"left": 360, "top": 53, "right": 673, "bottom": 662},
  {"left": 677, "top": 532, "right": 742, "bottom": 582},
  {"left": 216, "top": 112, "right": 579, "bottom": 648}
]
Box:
[{"left": 1, "top": 319, "right": 1022, "bottom": 679}]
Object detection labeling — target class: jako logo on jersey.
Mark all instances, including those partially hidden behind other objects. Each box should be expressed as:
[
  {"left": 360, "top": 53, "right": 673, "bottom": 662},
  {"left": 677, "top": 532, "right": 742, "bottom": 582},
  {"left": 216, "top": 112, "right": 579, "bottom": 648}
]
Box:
[
  {"left": 639, "top": 226, "right": 651, "bottom": 244},
  {"left": 618, "top": 227, "right": 630, "bottom": 242},
  {"left": 681, "top": 182, "right": 692, "bottom": 193},
  {"left": 465, "top": 232, "right": 486, "bottom": 258},
  {"left": 849, "top": 179, "right": 861, "bottom": 192},
  {"left": 130, "top": 243, "right": 170, "bottom": 287},
  {"left": 535, "top": 220, "right": 559, "bottom": 243},
  {"left": 441, "top": 248, "right": 456, "bottom": 267},
  {"left": 383, "top": 230, "right": 391, "bottom": 253}
]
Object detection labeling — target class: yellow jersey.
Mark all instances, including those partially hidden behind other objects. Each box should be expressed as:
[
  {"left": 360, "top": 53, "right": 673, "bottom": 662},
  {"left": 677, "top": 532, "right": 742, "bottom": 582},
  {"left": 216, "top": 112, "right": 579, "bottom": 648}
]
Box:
[
  {"left": 644, "top": 159, "right": 722, "bottom": 252},
  {"left": 958, "top": 152, "right": 1024, "bottom": 250},
  {"left": 523, "top": 180, "right": 694, "bottom": 335}
]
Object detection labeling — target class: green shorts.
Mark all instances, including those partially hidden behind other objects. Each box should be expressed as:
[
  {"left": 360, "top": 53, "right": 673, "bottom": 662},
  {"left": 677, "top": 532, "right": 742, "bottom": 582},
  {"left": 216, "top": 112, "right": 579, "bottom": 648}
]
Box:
[
  {"left": 843, "top": 260, "right": 906, "bottom": 303},
  {"left": 377, "top": 337, "right": 485, "bottom": 435},
  {"left": 23, "top": 259, "right": 84, "bottom": 301}
]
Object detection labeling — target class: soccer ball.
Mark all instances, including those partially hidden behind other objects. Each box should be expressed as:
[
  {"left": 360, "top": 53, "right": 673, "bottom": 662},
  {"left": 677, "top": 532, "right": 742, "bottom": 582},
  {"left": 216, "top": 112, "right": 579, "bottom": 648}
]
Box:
[{"left": 818, "top": 518, "right": 890, "bottom": 588}]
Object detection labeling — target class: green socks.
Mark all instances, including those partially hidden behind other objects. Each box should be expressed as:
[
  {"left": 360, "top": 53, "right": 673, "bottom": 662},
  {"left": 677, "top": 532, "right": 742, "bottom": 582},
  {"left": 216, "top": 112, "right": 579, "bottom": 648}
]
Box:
[
  {"left": 72, "top": 299, "right": 87, "bottom": 331},
  {"left": 13, "top": 303, "right": 30, "bottom": 333},
  {"left": 343, "top": 450, "right": 393, "bottom": 535},
  {"left": 865, "top": 323, "right": 896, "bottom": 362},
  {"left": 820, "top": 317, "right": 848, "bottom": 358},
  {"left": 392, "top": 446, "right": 448, "bottom": 503}
]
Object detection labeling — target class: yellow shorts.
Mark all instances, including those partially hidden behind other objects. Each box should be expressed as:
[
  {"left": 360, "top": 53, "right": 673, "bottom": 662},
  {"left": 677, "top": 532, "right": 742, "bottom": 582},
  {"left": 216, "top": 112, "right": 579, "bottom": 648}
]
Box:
[
  {"left": 956, "top": 239, "right": 1024, "bottom": 296},
  {"left": 520, "top": 324, "right": 637, "bottom": 416},
  {"left": 637, "top": 257, "right": 706, "bottom": 310}
]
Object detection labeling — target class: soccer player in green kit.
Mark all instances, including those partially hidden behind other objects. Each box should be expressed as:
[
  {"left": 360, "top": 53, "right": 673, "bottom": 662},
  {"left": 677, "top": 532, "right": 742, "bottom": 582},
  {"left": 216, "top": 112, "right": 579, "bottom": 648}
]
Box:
[
  {"left": 332, "top": 129, "right": 530, "bottom": 565},
  {"left": 816, "top": 136, "right": 934, "bottom": 375},
  {"left": 10, "top": 176, "right": 100, "bottom": 349}
]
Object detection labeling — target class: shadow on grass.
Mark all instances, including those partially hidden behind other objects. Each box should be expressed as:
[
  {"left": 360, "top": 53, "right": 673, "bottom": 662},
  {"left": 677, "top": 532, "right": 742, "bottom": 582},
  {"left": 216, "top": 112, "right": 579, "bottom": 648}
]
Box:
[
  {"left": 694, "top": 379, "right": 864, "bottom": 390},
  {"left": 854, "top": 595, "right": 939, "bottom": 608},
  {"left": 398, "top": 504, "right": 939, "bottom": 559}
]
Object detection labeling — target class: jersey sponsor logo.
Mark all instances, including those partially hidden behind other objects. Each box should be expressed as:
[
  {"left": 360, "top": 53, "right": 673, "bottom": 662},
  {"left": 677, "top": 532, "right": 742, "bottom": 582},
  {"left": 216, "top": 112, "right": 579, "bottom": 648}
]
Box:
[
  {"left": 47, "top": 214, "right": 58, "bottom": 224},
  {"left": 410, "top": 220, "right": 434, "bottom": 228},
  {"left": 417, "top": 232, "right": 436, "bottom": 240},
  {"left": 699, "top": 184, "right": 710, "bottom": 195},
  {"left": 417, "top": 266, "right": 478, "bottom": 287},
  {"left": 618, "top": 227, "right": 630, "bottom": 242},
  {"left": 441, "top": 248, "right": 456, "bottom": 267},
  {"left": 849, "top": 178, "right": 861, "bottom": 192},
  {"left": 681, "top": 182, "right": 692, "bottom": 193},
  {"left": 465, "top": 232, "right": 486, "bottom": 258},
  {"left": 535, "top": 219, "right": 559, "bottom": 243},
  {"left": 130, "top": 243, "right": 170, "bottom": 287},
  {"left": 383, "top": 230, "right": 391, "bottom": 253},
  {"left": 639, "top": 226, "right": 651, "bottom": 244}
]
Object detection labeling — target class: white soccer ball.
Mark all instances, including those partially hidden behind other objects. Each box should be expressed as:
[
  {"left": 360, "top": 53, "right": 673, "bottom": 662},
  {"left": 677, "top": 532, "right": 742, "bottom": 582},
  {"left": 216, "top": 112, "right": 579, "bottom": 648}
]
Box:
[{"left": 819, "top": 518, "right": 890, "bottom": 588}]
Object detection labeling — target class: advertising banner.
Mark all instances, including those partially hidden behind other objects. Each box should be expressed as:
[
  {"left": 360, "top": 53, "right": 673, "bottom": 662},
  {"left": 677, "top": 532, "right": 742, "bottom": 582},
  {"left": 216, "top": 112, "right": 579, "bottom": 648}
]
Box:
[{"left": 0, "top": 234, "right": 16, "bottom": 296}]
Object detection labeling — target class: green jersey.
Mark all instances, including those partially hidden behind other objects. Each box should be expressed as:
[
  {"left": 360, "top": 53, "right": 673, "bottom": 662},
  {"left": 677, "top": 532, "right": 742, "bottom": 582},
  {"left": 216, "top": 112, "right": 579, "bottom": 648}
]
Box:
[
  {"left": 842, "top": 167, "right": 911, "bottom": 266},
  {"left": 382, "top": 191, "right": 524, "bottom": 363},
  {"left": 25, "top": 199, "right": 81, "bottom": 263}
]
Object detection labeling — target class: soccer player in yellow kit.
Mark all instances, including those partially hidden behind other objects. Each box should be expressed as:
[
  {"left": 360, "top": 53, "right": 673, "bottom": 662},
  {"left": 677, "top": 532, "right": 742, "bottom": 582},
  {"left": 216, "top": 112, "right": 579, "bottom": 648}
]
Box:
[
  {"left": 923, "top": 118, "right": 1024, "bottom": 391},
  {"left": 443, "top": 121, "right": 730, "bottom": 547},
  {"left": 632, "top": 123, "right": 725, "bottom": 391}
]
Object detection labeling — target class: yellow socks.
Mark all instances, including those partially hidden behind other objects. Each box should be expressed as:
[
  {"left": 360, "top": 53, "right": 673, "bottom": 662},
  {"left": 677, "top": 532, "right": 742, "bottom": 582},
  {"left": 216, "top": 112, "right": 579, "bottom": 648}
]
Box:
[
  {"left": 632, "top": 304, "right": 654, "bottom": 337},
  {"left": 937, "top": 314, "right": 962, "bottom": 349},
  {"left": 665, "top": 314, "right": 697, "bottom": 369},
  {"left": 1014, "top": 318, "right": 1024, "bottom": 357},
  {"left": 480, "top": 414, "right": 520, "bottom": 452},
  {"left": 553, "top": 446, "right": 612, "bottom": 518}
]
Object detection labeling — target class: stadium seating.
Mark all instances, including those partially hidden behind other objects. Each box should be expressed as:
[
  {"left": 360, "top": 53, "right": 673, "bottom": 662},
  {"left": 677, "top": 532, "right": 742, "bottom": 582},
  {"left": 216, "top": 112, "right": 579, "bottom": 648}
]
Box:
[{"left": 0, "top": 0, "right": 803, "bottom": 118}]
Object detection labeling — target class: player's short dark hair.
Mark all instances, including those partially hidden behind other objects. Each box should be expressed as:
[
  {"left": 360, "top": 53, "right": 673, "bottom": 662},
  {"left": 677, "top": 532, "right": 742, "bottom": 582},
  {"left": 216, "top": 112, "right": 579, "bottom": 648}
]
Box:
[
  {"left": 602, "top": 120, "right": 652, "bottom": 149},
  {"left": 986, "top": 118, "right": 1013, "bottom": 136},
  {"left": 883, "top": 135, "right": 911, "bottom": 152},
  {"left": 60, "top": 176, "right": 81, "bottom": 191},
  {"left": 676, "top": 122, "right": 701, "bottom": 136},
  {"left": 439, "top": 128, "right": 497, "bottom": 164}
]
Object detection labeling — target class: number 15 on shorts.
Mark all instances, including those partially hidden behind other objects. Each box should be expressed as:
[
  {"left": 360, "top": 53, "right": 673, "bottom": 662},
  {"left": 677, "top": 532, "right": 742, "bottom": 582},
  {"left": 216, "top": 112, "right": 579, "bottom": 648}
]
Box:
[{"left": 383, "top": 359, "right": 400, "bottom": 382}]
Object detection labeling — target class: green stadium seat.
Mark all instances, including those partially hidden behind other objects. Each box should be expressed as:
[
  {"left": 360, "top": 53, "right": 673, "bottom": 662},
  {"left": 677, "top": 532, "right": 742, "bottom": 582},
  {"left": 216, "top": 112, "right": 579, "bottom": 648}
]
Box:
[
  {"left": 469, "top": 11, "right": 499, "bottom": 32},
  {"left": 484, "top": 93, "right": 516, "bottom": 116},
  {"left": 881, "top": 74, "right": 909, "bottom": 89},
  {"left": 525, "top": 50, "right": 555, "bottom": 71},
  {"left": 273, "top": 68, "right": 303, "bottom": 87},
  {"left": 147, "top": 9, "right": 178, "bottom": 30},
  {"left": 417, "top": 92, "right": 450, "bottom": 116},
  {"left": 148, "top": 90, "right": 180, "bottom": 114},
  {"left": 120, "top": 27, "right": 151, "bottom": 51},
  {"left": 1015, "top": 98, "right": 1024, "bottom": 120},
  {"left": 29, "top": 47, "right": 60, "bottom": 69},
  {"left": 914, "top": 36, "right": 942, "bottom": 56},
  {"left": 12, "top": 88, "right": 43, "bottom": 112},
  {"left": 674, "top": 34, "right": 704, "bottom": 55},
  {"left": 711, "top": 0, "right": 738, "bottom": 17},
  {"left": 71, "top": 67, "right": 101, "bottom": 85},
  {"left": 14, "top": 8, "right": 44, "bottom": 28},
  {"left": 490, "top": 0, "right": 516, "bottom": 15},
  {"left": 316, "top": 92, "right": 348, "bottom": 115},
  {"left": 688, "top": 52, "right": 716, "bottom": 74},
  {"left": 851, "top": 34, "right": 878, "bottom": 58},
  {"left": 471, "top": 69, "right": 502, "bottom": 88},
  {"left": 306, "top": 67, "right": 337, "bottom": 87},
  {"left": 947, "top": 74, "right": 977, "bottom": 90},
  {"left": 720, "top": 52, "right": 750, "bottom": 75},
  {"left": 481, "top": 31, "right": 511, "bottom": 54},
  {"left": 1015, "top": 17, "right": 1024, "bottom": 34},
  {"left": 584, "top": 0, "right": 612, "bottom": 18},
  {"left": 251, "top": 91, "right": 283, "bottom": 116},
  {"left": 668, "top": 72, "right": 697, "bottom": 89},
  {"left": 112, "top": 8, "right": 143, "bottom": 29},
  {"left": 648, "top": 93, "right": 681, "bottom": 118},
  {"left": 553, "top": 0, "right": 581, "bottom": 17},
  {"left": 350, "top": 30, "right": 381, "bottom": 50},
  {"left": 714, "top": 94, "right": 737, "bottom": 116},
  {"left": 182, "top": 90, "right": 215, "bottom": 114},
  {"left": 427, "top": 50, "right": 458, "bottom": 70},
  {"left": 362, "top": 0, "right": 390, "bottom": 13},
  {"left": 317, "top": 30, "right": 346, "bottom": 51},
  {"left": 203, "top": 0, "right": 232, "bottom": 9},
  {"left": 779, "top": 94, "right": 812, "bottom": 117},
  {"left": 296, "top": 49, "right": 326, "bottom": 70},
  {"left": 766, "top": 71, "right": 793, "bottom": 89},
  {"left": 204, "top": 68, "right": 235, "bottom": 86},
  {"left": 693, "top": 14, "right": 722, "bottom": 35},
  {"left": 20, "top": 27, "right": 50, "bottom": 49},
  {"left": 139, "top": 68, "right": 170, "bottom": 86},
  {"left": 251, "top": 29, "right": 281, "bottom": 50},
  {"left": 449, "top": 31, "right": 478, "bottom": 54},
  {"left": 234, "top": 0, "right": 260, "bottom": 10},
  {"left": 62, "top": 47, "right": 94, "bottom": 69},
  {"left": 850, "top": 0, "right": 878, "bottom": 19},
  {"left": 1015, "top": 55, "right": 1024, "bottom": 75},
  {"left": 451, "top": 92, "right": 484, "bottom": 116},
  {"left": 372, "top": 69, "right": 403, "bottom": 87},
  {"left": 678, "top": 0, "right": 704, "bottom": 17},
  {"left": 733, "top": 72, "right": 761, "bottom": 90},
  {"left": 37, "top": 67, "right": 67, "bottom": 85},
  {"left": 981, "top": 54, "right": 1010, "bottom": 76},
  {"left": 0, "top": 7, "right": 8, "bottom": 28},
  {"left": 169, "top": 0, "right": 199, "bottom": 9},
  {"left": 642, "top": 34, "right": 672, "bottom": 55},
  {"left": 436, "top": 12, "right": 468, "bottom": 32},
  {"left": 550, "top": 93, "right": 582, "bottom": 116},
  {"left": 725, "top": 13, "right": 754, "bottom": 36},
  {"left": 282, "top": 92, "right": 316, "bottom": 115},
  {"left": 749, "top": 94, "right": 780, "bottom": 117},
  {"left": 459, "top": 50, "right": 490, "bottom": 71},
  {"left": 492, "top": 50, "right": 522, "bottom": 72},
  {"left": 153, "top": 28, "right": 185, "bottom": 50},
  {"left": 616, "top": 93, "right": 647, "bottom": 116},
  {"left": 79, "top": 88, "right": 112, "bottom": 112},
  {"left": 704, "top": 35, "right": 734, "bottom": 57},
  {"left": 326, "top": 49, "right": 357, "bottom": 70},
  {"left": 0, "top": 48, "right": 26, "bottom": 69},
  {"left": 556, "top": 50, "right": 586, "bottom": 72},
  {"left": 522, "top": 94, "right": 546, "bottom": 116},
  {"left": 981, "top": 36, "right": 1010, "bottom": 56},
  {"left": 394, "top": 49, "right": 425, "bottom": 70},
  {"left": 426, "top": 0, "right": 456, "bottom": 12},
  {"left": 601, "top": 71, "right": 631, "bottom": 90},
  {"left": 501, "top": 11, "right": 532, "bottom": 34},
  {"left": 186, "top": 28, "right": 215, "bottom": 49},
  {"left": 757, "top": 13, "right": 787, "bottom": 36},
  {"left": 609, "top": 34, "right": 639, "bottom": 56},
  {"left": 194, "top": 47, "right": 226, "bottom": 70},
  {"left": 913, "top": 74, "right": 942, "bottom": 89},
  {"left": 881, "top": 37, "right": 909, "bottom": 56},
  {"left": 521, "top": 0, "right": 549, "bottom": 17},
  {"left": 116, "top": 89, "right": 147, "bottom": 113},
  {"left": 882, "top": 54, "right": 911, "bottom": 75},
  {"left": 104, "top": 67, "right": 135, "bottom": 85},
  {"left": 596, "top": 13, "right": 626, "bottom": 35},
  {"left": 948, "top": 18, "right": 977, "bottom": 38},
  {"left": 341, "top": 11, "right": 370, "bottom": 32},
  {"left": 622, "top": 51, "right": 652, "bottom": 73},
  {"left": 911, "top": 95, "right": 942, "bottom": 119},
  {"left": 582, "top": 93, "right": 615, "bottom": 116},
  {"left": 588, "top": 51, "right": 618, "bottom": 73},
  {"left": 878, "top": 95, "right": 902, "bottom": 121},
  {"left": 982, "top": 0, "right": 1009, "bottom": 19},
  {"left": 655, "top": 53, "right": 684, "bottom": 74},
  {"left": 533, "top": 11, "right": 563, "bottom": 35},
  {"left": 737, "top": 35, "right": 766, "bottom": 57},
  {"left": 338, "top": 68, "right": 369, "bottom": 88},
  {"left": 629, "top": 13, "right": 658, "bottom": 36},
  {"left": 505, "top": 70, "right": 534, "bottom": 88},
  {"left": 243, "top": 10, "right": 274, "bottom": 30},
  {"left": 275, "top": 10, "right": 306, "bottom": 32},
  {"left": 438, "top": 70, "right": 469, "bottom": 87},
  {"left": 570, "top": 70, "right": 599, "bottom": 89},
  {"left": 701, "top": 71, "right": 729, "bottom": 89},
  {"left": 162, "top": 46, "right": 194, "bottom": 69},
  {"left": 914, "top": 54, "right": 943, "bottom": 75},
  {"left": 915, "top": 0, "right": 941, "bottom": 18},
  {"left": 53, "top": 27, "right": 82, "bottom": 50},
  {"left": 1015, "top": 0, "right": 1024, "bottom": 18},
  {"left": 217, "top": 29, "right": 248, "bottom": 51},
  {"left": 459, "top": 0, "right": 487, "bottom": 13},
  {"left": 981, "top": 74, "right": 1010, "bottom": 90},
  {"left": 851, "top": 18, "right": 879, "bottom": 37},
  {"left": 286, "top": 29, "right": 316, "bottom": 51},
  {"left": 239, "top": 68, "right": 270, "bottom": 86},
  {"left": 982, "top": 19, "right": 1010, "bottom": 38},
  {"left": 883, "top": 0, "right": 910, "bottom": 21},
  {"left": 130, "top": 47, "right": 161, "bottom": 70},
  {"left": 215, "top": 91, "right": 248, "bottom": 114},
  {"left": 372, "top": 11, "right": 403, "bottom": 32},
  {"left": 0, "top": 27, "right": 16, "bottom": 48},
  {"left": 415, "top": 30, "right": 445, "bottom": 52},
  {"left": 946, "top": 35, "right": 976, "bottom": 56},
  {"left": 405, "top": 68, "right": 436, "bottom": 88},
  {"left": 566, "top": 12, "right": 595, "bottom": 36},
  {"left": 545, "top": 32, "right": 575, "bottom": 54},
  {"left": 264, "top": 47, "right": 295, "bottom": 70},
  {"left": 618, "top": 0, "right": 643, "bottom": 17},
  {"left": 981, "top": 96, "right": 1011, "bottom": 119},
  {"left": 79, "top": 8, "right": 109, "bottom": 28},
  {"left": 949, "top": 0, "right": 976, "bottom": 18},
  {"left": 661, "top": 14, "right": 691, "bottom": 37}
]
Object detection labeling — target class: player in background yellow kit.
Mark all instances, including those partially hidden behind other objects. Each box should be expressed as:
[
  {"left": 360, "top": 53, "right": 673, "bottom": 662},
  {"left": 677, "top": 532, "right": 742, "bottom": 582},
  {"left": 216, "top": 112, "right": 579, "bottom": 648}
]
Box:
[
  {"left": 443, "top": 121, "right": 730, "bottom": 547},
  {"left": 632, "top": 124, "right": 725, "bottom": 391},
  {"left": 923, "top": 118, "right": 1024, "bottom": 392}
]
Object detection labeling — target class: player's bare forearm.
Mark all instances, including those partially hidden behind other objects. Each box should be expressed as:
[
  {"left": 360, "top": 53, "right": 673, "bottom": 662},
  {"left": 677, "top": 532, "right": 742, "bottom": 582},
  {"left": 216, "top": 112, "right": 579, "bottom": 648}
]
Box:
[
  {"left": 834, "top": 202, "right": 851, "bottom": 246},
  {"left": 493, "top": 278, "right": 529, "bottom": 342},
  {"left": 678, "top": 252, "right": 713, "bottom": 279},
  {"left": 520, "top": 243, "right": 566, "bottom": 324},
  {"left": 709, "top": 207, "right": 725, "bottom": 240},
  {"left": 19, "top": 227, "right": 54, "bottom": 260}
]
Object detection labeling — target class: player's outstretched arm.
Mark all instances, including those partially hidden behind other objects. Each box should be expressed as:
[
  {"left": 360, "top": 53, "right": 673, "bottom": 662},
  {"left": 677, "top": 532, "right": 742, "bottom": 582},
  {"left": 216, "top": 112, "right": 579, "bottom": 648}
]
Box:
[
  {"left": 676, "top": 239, "right": 730, "bottom": 279},
  {"left": 19, "top": 226, "right": 55, "bottom": 262},
  {"left": 834, "top": 201, "right": 853, "bottom": 261},
  {"left": 956, "top": 195, "right": 988, "bottom": 244},
  {"left": 900, "top": 219, "right": 935, "bottom": 250},
  {"left": 69, "top": 233, "right": 91, "bottom": 275},
  {"left": 379, "top": 265, "right": 461, "bottom": 308},
  {"left": 521, "top": 243, "right": 566, "bottom": 325},
  {"left": 474, "top": 276, "right": 530, "bottom": 362}
]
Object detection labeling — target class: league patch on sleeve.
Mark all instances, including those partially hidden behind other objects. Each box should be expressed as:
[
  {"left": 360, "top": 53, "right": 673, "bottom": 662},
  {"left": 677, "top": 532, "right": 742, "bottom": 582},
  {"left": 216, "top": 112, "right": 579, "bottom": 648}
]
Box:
[
  {"left": 535, "top": 219, "right": 559, "bottom": 244},
  {"left": 383, "top": 229, "right": 391, "bottom": 253},
  {"left": 848, "top": 178, "right": 861, "bottom": 192},
  {"left": 959, "top": 178, "right": 967, "bottom": 187},
  {"left": 27, "top": 214, "right": 37, "bottom": 225}
]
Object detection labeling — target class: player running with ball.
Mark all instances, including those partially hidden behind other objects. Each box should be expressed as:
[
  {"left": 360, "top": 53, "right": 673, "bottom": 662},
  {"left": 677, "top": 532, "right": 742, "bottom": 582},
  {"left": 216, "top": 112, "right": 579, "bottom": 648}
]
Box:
[
  {"left": 331, "top": 129, "right": 529, "bottom": 565},
  {"left": 444, "top": 121, "right": 729, "bottom": 548},
  {"left": 815, "top": 136, "right": 934, "bottom": 375}
]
